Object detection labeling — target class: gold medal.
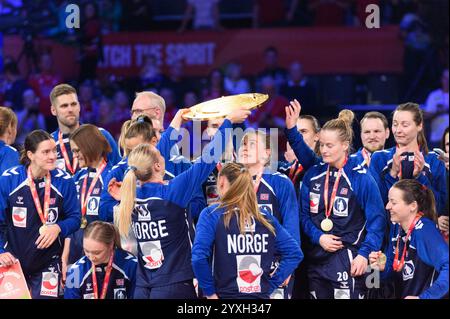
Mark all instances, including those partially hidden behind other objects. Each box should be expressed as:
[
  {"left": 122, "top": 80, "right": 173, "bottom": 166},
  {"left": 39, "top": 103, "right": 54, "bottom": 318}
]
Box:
[
  {"left": 377, "top": 253, "right": 387, "bottom": 266},
  {"left": 39, "top": 225, "right": 47, "bottom": 235},
  {"left": 320, "top": 218, "right": 333, "bottom": 232},
  {"left": 81, "top": 217, "right": 88, "bottom": 229}
]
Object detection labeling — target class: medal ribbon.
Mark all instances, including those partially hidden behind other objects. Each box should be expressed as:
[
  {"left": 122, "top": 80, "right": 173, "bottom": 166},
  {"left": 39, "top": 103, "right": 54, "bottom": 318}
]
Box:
[
  {"left": 91, "top": 251, "right": 114, "bottom": 299},
  {"left": 27, "top": 166, "right": 51, "bottom": 225},
  {"left": 393, "top": 212, "right": 423, "bottom": 272},
  {"left": 288, "top": 160, "right": 303, "bottom": 185},
  {"left": 361, "top": 148, "right": 371, "bottom": 167},
  {"left": 81, "top": 159, "right": 107, "bottom": 217},
  {"left": 58, "top": 130, "right": 78, "bottom": 174},
  {"left": 253, "top": 170, "right": 264, "bottom": 193}
]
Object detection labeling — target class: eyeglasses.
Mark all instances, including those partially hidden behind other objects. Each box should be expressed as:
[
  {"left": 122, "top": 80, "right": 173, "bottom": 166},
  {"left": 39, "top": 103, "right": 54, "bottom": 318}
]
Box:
[{"left": 130, "top": 107, "right": 161, "bottom": 116}]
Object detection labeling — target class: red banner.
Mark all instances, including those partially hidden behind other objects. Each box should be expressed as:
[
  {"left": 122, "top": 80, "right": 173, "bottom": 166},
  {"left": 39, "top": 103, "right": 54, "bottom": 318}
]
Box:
[
  {"left": 3, "top": 26, "right": 403, "bottom": 79},
  {"left": 98, "top": 26, "right": 403, "bottom": 76}
]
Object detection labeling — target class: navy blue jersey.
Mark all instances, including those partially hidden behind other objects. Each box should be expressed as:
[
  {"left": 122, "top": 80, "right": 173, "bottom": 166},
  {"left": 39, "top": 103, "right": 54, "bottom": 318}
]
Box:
[
  {"left": 300, "top": 158, "right": 386, "bottom": 261},
  {"left": 52, "top": 127, "right": 120, "bottom": 175},
  {"left": 0, "top": 166, "right": 81, "bottom": 275},
  {"left": 73, "top": 162, "right": 113, "bottom": 224},
  {"left": 192, "top": 204, "right": 303, "bottom": 299},
  {"left": 285, "top": 126, "right": 320, "bottom": 172},
  {"left": 370, "top": 147, "right": 448, "bottom": 216},
  {"left": 98, "top": 157, "right": 202, "bottom": 223},
  {"left": 382, "top": 218, "right": 448, "bottom": 299},
  {"left": 132, "top": 119, "right": 233, "bottom": 288},
  {"left": 277, "top": 160, "right": 305, "bottom": 199},
  {"left": 98, "top": 125, "right": 195, "bottom": 223},
  {"left": 64, "top": 248, "right": 137, "bottom": 299},
  {"left": 0, "top": 140, "right": 19, "bottom": 175},
  {"left": 257, "top": 168, "right": 300, "bottom": 245}
]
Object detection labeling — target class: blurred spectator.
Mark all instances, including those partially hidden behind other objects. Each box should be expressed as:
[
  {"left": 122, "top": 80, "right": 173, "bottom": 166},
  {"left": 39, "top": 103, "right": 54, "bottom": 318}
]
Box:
[
  {"left": 183, "top": 89, "right": 199, "bottom": 108},
  {"left": 28, "top": 52, "right": 63, "bottom": 131},
  {"left": 248, "top": 75, "right": 288, "bottom": 129},
  {"left": 0, "top": 0, "right": 22, "bottom": 15},
  {"left": 286, "top": 0, "right": 313, "bottom": 26},
  {"left": 113, "top": 89, "right": 131, "bottom": 119},
  {"left": 224, "top": 61, "right": 250, "bottom": 95},
  {"left": 309, "top": 0, "right": 348, "bottom": 26},
  {"left": 280, "top": 61, "right": 316, "bottom": 113},
  {"left": 202, "top": 68, "right": 229, "bottom": 101},
  {"left": 99, "top": 0, "right": 122, "bottom": 33},
  {"left": 257, "top": 46, "right": 287, "bottom": 92},
  {"left": 78, "top": 80, "right": 100, "bottom": 124},
  {"left": 79, "top": 3, "right": 102, "bottom": 82},
  {"left": 97, "top": 96, "right": 123, "bottom": 138},
  {"left": 3, "top": 60, "right": 29, "bottom": 111},
  {"left": 121, "top": 0, "right": 152, "bottom": 31},
  {"left": 161, "top": 60, "right": 191, "bottom": 106},
  {"left": 252, "top": 0, "right": 285, "bottom": 28},
  {"left": 400, "top": 11, "right": 433, "bottom": 101},
  {"left": 382, "top": 0, "right": 418, "bottom": 25},
  {"left": 424, "top": 68, "right": 449, "bottom": 147},
  {"left": 159, "top": 87, "right": 177, "bottom": 128},
  {"left": 140, "top": 54, "right": 164, "bottom": 90},
  {"left": 16, "top": 89, "right": 46, "bottom": 144},
  {"left": 178, "top": 0, "right": 222, "bottom": 33}
]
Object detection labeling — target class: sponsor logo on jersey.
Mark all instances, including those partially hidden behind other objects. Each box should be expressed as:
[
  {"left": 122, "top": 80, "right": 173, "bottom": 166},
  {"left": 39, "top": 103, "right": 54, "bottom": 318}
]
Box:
[
  {"left": 86, "top": 197, "right": 100, "bottom": 216},
  {"left": 47, "top": 208, "right": 59, "bottom": 224},
  {"left": 333, "top": 196, "right": 348, "bottom": 217},
  {"left": 258, "top": 204, "right": 273, "bottom": 216},
  {"left": 334, "top": 288, "right": 350, "bottom": 299},
  {"left": 309, "top": 193, "right": 320, "bottom": 214},
  {"left": 260, "top": 193, "right": 269, "bottom": 201},
  {"left": 402, "top": 260, "right": 415, "bottom": 281},
  {"left": 114, "top": 288, "right": 127, "bottom": 299},
  {"left": 40, "top": 272, "right": 59, "bottom": 297},
  {"left": 140, "top": 241, "right": 164, "bottom": 270},
  {"left": 236, "top": 255, "right": 263, "bottom": 294},
  {"left": 12, "top": 207, "right": 27, "bottom": 228}
]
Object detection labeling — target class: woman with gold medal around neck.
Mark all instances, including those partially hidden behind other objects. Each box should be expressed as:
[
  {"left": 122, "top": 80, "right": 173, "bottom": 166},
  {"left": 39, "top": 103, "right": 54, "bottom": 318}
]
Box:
[
  {"left": 61, "top": 124, "right": 114, "bottom": 285},
  {"left": 286, "top": 104, "right": 386, "bottom": 299},
  {"left": 0, "top": 130, "right": 81, "bottom": 299}
]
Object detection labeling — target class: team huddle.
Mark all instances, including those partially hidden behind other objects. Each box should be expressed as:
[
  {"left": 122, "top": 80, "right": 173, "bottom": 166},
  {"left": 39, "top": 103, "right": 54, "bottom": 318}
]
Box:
[{"left": 0, "top": 83, "right": 448, "bottom": 299}]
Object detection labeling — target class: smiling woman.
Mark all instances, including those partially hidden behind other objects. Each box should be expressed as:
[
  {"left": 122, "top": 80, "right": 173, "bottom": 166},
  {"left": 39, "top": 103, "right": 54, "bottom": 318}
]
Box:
[
  {"left": 62, "top": 124, "right": 114, "bottom": 277},
  {"left": 0, "top": 129, "right": 81, "bottom": 299}
]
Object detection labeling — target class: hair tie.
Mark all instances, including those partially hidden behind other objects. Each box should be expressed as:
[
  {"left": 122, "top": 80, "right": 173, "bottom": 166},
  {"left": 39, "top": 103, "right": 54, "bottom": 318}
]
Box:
[
  {"left": 240, "top": 167, "right": 247, "bottom": 173},
  {"left": 421, "top": 184, "right": 427, "bottom": 191},
  {"left": 129, "top": 165, "right": 138, "bottom": 172},
  {"left": 137, "top": 116, "right": 145, "bottom": 123}
]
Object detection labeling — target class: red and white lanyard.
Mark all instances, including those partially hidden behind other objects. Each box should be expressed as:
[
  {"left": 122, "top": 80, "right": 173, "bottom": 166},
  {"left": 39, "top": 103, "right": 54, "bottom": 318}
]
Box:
[
  {"left": 27, "top": 166, "right": 51, "bottom": 225},
  {"left": 393, "top": 213, "right": 423, "bottom": 272},
  {"left": 58, "top": 130, "right": 78, "bottom": 174},
  {"left": 91, "top": 251, "right": 114, "bottom": 299}
]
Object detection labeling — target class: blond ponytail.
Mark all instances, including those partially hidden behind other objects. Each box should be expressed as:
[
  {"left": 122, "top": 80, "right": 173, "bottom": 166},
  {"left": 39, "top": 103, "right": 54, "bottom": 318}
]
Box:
[
  {"left": 117, "top": 169, "right": 137, "bottom": 237},
  {"left": 219, "top": 163, "right": 275, "bottom": 235},
  {"left": 117, "top": 143, "right": 160, "bottom": 237}
]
